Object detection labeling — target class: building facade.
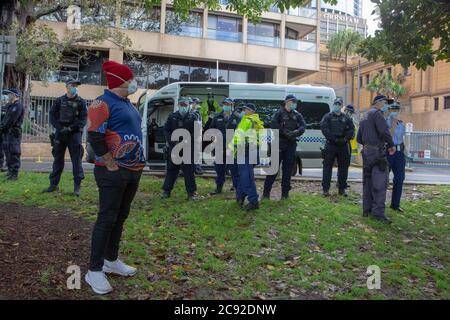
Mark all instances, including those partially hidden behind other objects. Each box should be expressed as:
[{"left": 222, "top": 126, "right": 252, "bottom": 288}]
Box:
[{"left": 31, "top": 0, "right": 322, "bottom": 102}]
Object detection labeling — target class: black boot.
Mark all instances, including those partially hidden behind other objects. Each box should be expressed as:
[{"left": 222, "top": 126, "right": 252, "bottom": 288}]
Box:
[
  {"left": 262, "top": 188, "right": 270, "bottom": 200},
  {"left": 372, "top": 215, "right": 393, "bottom": 225},
  {"left": 43, "top": 185, "right": 59, "bottom": 193},
  {"left": 74, "top": 183, "right": 81, "bottom": 197},
  {"left": 322, "top": 190, "right": 330, "bottom": 197},
  {"left": 281, "top": 189, "right": 289, "bottom": 199},
  {"left": 236, "top": 196, "right": 245, "bottom": 208},
  {"left": 6, "top": 174, "right": 17, "bottom": 181},
  {"left": 194, "top": 165, "right": 204, "bottom": 175},
  {"left": 338, "top": 189, "right": 348, "bottom": 197},
  {"left": 363, "top": 211, "right": 370, "bottom": 217},
  {"left": 187, "top": 192, "right": 198, "bottom": 200},
  {"left": 162, "top": 191, "right": 171, "bottom": 199},
  {"left": 211, "top": 184, "right": 223, "bottom": 195},
  {"left": 244, "top": 201, "right": 259, "bottom": 212}
]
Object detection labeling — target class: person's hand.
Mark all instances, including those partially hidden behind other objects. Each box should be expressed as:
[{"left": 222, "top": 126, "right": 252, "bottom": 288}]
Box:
[
  {"left": 60, "top": 126, "right": 71, "bottom": 135},
  {"left": 105, "top": 160, "right": 119, "bottom": 171},
  {"left": 388, "top": 146, "right": 396, "bottom": 155}
]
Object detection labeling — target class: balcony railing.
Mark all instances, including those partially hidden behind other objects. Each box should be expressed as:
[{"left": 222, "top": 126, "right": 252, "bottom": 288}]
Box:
[
  {"left": 287, "top": 7, "right": 317, "bottom": 19},
  {"left": 284, "top": 39, "right": 317, "bottom": 52},
  {"left": 208, "top": 29, "right": 242, "bottom": 43},
  {"left": 167, "top": 26, "right": 203, "bottom": 38},
  {"left": 247, "top": 34, "right": 280, "bottom": 48}
]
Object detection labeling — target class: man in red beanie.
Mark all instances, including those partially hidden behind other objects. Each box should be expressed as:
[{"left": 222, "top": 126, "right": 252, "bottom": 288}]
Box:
[{"left": 85, "top": 60, "right": 145, "bottom": 295}]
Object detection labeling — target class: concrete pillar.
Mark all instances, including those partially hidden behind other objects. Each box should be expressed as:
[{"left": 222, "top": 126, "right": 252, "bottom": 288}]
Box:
[
  {"left": 242, "top": 16, "right": 248, "bottom": 44},
  {"left": 315, "top": 0, "right": 321, "bottom": 63},
  {"left": 274, "top": 66, "right": 288, "bottom": 84},
  {"left": 109, "top": 48, "right": 124, "bottom": 63},
  {"left": 160, "top": 0, "right": 167, "bottom": 34},
  {"left": 280, "top": 15, "right": 286, "bottom": 48},
  {"left": 203, "top": 6, "right": 209, "bottom": 38}
]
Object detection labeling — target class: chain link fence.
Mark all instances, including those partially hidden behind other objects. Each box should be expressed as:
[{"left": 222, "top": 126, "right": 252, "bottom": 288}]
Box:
[{"left": 405, "top": 129, "right": 450, "bottom": 167}]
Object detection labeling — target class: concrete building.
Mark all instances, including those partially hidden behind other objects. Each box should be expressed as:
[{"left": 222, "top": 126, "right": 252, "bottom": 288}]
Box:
[{"left": 31, "top": 0, "right": 322, "bottom": 102}]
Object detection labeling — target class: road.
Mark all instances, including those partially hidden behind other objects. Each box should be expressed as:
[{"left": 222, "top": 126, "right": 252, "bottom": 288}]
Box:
[{"left": 18, "top": 160, "right": 450, "bottom": 185}]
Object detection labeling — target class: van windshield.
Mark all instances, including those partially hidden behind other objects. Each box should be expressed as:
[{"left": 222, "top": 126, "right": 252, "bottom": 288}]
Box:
[{"left": 297, "top": 102, "right": 330, "bottom": 130}]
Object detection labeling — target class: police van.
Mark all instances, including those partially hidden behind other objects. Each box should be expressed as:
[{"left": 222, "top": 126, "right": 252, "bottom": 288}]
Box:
[{"left": 137, "top": 82, "right": 335, "bottom": 172}]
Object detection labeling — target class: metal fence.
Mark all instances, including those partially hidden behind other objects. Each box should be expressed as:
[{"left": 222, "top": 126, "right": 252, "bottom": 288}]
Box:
[
  {"left": 405, "top": 129, "right": 450, "bottom": 167},
  {"left": 22, "top": 95, "right": 93, "bottom": 143}
]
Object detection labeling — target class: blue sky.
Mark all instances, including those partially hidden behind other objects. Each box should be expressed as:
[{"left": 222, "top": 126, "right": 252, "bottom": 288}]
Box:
[{"left": 362, "top": 0, "right": 379, "bottom": 36}]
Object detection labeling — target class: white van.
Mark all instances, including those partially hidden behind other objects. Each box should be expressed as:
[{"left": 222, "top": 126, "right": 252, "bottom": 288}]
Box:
[{"left": 137, "top": 82, "right": 336, "bottom": 172}]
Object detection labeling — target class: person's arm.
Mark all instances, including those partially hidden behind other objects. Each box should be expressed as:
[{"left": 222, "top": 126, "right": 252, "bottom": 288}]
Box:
[
  {"left": 87, "top": 99, "right": 118, "bottom": 171},
  {"left": 374, "top": 111, "right": 394, "bottom": 148},
  {"left": 344, "top": 116, "right": 356, "bottom": 141},
  {"left": 163, "top": 114, "right": 175, "bottom": 146},
  {"left": 356, "top": 126, "right": 363, "bottom": 145},
  {"left": 320, "top": 114, "right": 334, "bottom": 142},
  {"left": 72, "top": 98, "right": 88, "bottom": 132},
  {"left": 49, "top": 98, "right": 63, "bottom": 131},
  {"left": 293, "top": 112, "right": 306, "bottom": 137}
]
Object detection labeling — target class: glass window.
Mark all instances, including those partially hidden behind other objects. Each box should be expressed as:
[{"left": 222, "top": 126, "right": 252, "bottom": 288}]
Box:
[
  {"left": 229, "top": 65, "right": 247, "bottom": 83},
  {"left": 444, "top": 96, "right": 450, "bottom": 109},
  {"left": 120, "top": 6, "right": 161, "bottom": 32},
  {"left": 166, "top": 9, "right": 202, "bottom": 37},
  {"left": 190, "top": 61, "right": 211, "bottom": 82},
  {"left": 434, "top": 97, "right": 439, "bottom": 111},
  {"left": 169, "top": 62, "right": 190, "bottom": 83},
  {"left": 208, "top": 15, "right": 242, "bottom": 42},
  {"left": 366, "top": 74, "right": 370, "bottom": 84},
  {"left": 297, "top": 102, "right": 330, "bottom": 130}
]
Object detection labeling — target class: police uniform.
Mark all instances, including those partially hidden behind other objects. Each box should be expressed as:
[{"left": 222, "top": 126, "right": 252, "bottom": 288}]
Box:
[
  {"left": 320, "top": 104, "right": 355, "bottom": 195},
  {"left": 386, "top": 102, "right": 406, "bottom": 212},
  {"left": 0, "top": 89, "right": 24, "bottom": 180},
  {"left": 48, "top": 85, "right": 87, "bottom": 190},
  {"left": 0, "top": 101, "right": 7, "bottom": 170},
  {"left": 263, "top": 95, "right": 306, "bottom": 199},
  {"left": 210, "top": 107, "right": 241, "bottom": 194},
  {"left": 162, "top": 108, "right": 198, "bottom": 199},
  {"left": 357, "top": 95, "right": 394, "bottom": 224}
]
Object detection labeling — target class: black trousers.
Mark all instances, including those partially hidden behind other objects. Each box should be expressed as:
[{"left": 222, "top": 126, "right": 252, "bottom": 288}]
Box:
[
  {"left": 5, "top": 128, "right": 22, "bottom": 177},
  {"left": 322, "top": 142, "right": 351, "bottom": 191},
  {"left": 89, "top": 166, "right": 142, "bottom": 271},
  {"left": 49, "top": 131, "right": 84, "bottom": 186},
  {"left": 162, "top": 158, "right": 197, "bottom": 194},
  {"left": 263, "top": 142, "right": 297, "bottom": 195}
]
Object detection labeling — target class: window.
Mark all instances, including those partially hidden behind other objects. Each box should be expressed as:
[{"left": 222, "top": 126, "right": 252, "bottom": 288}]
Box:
[
  {"left": 434, "top": 97, "right": 439, "bottom": 111},
  {"left": 444, "top": 96, "right": 450, "bottom": 109},
  {"left": 297, "top": 102, "right": 330, "bottom": 130},
  {"left": 248, "top": 22, "right": 280, "bottom": 47},
  {"left": 165, "top": 9, "right": 202, "bottom": 37},
  {"left": 120, "top": 6, "right": 161, "bottom": 32},
  {"left": 379, "top": 70, "right": 384, "bottom": 76},
  {"left": 403, "top": 67, "right": 411, "bottom": 76},
  {"left": 359, "top": 76, "right": 363, "bottom": 88},
  {"left": 387, "top": 67, "right": 392, "bottom": 75},
  {"left": 365, "top": 74, "right": 370, "bottom": 85},
  {"left": 208, "top": 15, "right": 243, "bottom": 42}
]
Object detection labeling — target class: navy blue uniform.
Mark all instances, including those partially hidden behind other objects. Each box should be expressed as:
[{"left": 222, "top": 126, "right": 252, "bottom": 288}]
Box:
[
  {"left": 162, "top": 110, "right": 198, "bottom": 195},
  {"left": 49, "top": 94, "right": 87, "bottom": 187},
  {"left": 210, "top": 111, "right": 240, "bottom": 190},
  {"left": 320, "top": 112, "right": 355, "bottom": 192},
  {"left": 263, "top": 107, "right": 306, "bottom": 197},
  {"left": 0, "top": 101, "right": 24, "bottom": 178},
  {"left": 0, "top": 106, "right": 7, "bottom": 169}
]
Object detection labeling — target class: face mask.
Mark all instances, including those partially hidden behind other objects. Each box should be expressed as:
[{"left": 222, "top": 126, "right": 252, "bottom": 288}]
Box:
[
  {"left": 69, "top": 87, "right": 78, "bottom": 96},
  {"left": 0, "top": 95, "right": 8, "bottom": 102},
  {"left": 127, "top": 79, "right": 138, "bottom": 95},
  {"left": 240, "top": 111, "right": 246, "bottom": 118},
  {"left": 179, "top": 106, "right": 189, "bottom": 114},
  {"left": 390, "top": 112, "right": 398, "bottom": 118},
  {"left": 223, "top": 105, "right": 232, "bottom": 112},
  {"left": 381, "top": 104, "right": 389, "bottom": 113},
  {"left": 332, "top": 104, "right": 341, "bottom": 113}
]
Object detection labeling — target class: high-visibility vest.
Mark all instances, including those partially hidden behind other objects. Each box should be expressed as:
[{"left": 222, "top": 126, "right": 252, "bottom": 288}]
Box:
[
  {"left": 200, "top": 99, "right": 221, "bottom": 125},
  {"left": 229, "top": 114, "right": 264, "bottom": 155}
]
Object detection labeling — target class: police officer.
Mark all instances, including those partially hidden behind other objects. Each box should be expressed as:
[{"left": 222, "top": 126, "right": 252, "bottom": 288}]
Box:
[
  {"left": 0, "top": 88, "right": 24, "bottom": 181},
  {"left": 191, "top": 97, "right": 204, "bottom": 176},
  {"left": 44, "top": 79, "right": 87, "bottom": 196},
  {"left": 0, "top": 94, "right": 8, "bottom": 172},
  {"left": 162, "top": 97, "right": 198, "bottom": 200},
  {"left": 320, "top": 98, "right": 355, "bottom": 197},
  {"left": 263, "top": 95, "right": 306, "bottom": 199},
  {"left": 386, "top": 101, "right": 406, "bottom": 212},
  {"left": 230, "top": 103, "right": 264, "bottom": 211},
  {"left": 357, "top": 95, "right": 396, "bottom": 224},
  {"left": 209, "top": 98, "right": 241, "bottom": 194}
]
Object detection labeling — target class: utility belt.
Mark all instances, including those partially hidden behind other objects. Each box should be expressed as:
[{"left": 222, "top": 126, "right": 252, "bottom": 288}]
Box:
[{"left": 393, "top": 143, "right": 405, "bottom": 153}]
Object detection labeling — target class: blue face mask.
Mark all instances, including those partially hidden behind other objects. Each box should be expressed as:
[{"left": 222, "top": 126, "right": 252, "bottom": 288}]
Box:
[
  {"left": 223, "top": 105, "right": 232, "bottom": 112},
  {"left": 0, "top": 94, "right": 8, "bottom": 102},
  {"left": 240, "top": 111, "right": 246, "bottom": 118},
  {"left": 390, "top": 111, "right": 398, "bottom": 118},
  {"left": 69, "top": 87, "right": 78, "bottom": 96},
  {"left": 381, "top": 104, "right": 389, "bottom": 113},
  {"left": 332, "top": 104, "right": 341, "bottom": 113},
  {"left": 179, "top": 106, "right": 189, "bottom": 114}
]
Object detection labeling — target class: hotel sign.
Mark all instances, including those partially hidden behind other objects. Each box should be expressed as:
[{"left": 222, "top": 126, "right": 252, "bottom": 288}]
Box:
[{"left": 321, "top": 12, "right": 366, "bottom": 26}]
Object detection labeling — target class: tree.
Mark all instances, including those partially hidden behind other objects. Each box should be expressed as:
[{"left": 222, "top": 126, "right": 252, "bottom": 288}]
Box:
[
  {"left": 0, "top": 0, "right": 338, "bottom": 96},
  {"left": 327, "top": 29, "right": 363, "bottom": 102},
  {"left": 366, "top": 72, "right": 406, "bottom": 100},
  {"left": 358, "top": 0, "right": 450, "bottom": 70}
]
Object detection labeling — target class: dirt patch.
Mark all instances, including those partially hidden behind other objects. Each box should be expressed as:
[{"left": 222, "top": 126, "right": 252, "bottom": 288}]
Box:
[{"left": 0, "top": 203, "right": 125, "bottom": 300}]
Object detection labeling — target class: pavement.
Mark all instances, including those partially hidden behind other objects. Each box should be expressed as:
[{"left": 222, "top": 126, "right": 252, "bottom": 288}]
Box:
[{"left": 17, "top": 159, "right": 450, "bottom": 185}]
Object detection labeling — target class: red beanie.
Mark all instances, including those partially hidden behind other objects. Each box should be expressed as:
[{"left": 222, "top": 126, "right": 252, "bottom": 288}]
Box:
[{"left": 102, "top": 60, "right": 134, "bottom": 89}]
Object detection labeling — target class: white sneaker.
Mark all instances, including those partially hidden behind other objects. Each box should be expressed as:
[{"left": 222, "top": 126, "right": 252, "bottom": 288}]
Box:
[
  {"left": 103, "top": 259, "right": 137, "bottom": 277},
  {"left": 85, "top": 271, "right": 113, "bottom": 295}
]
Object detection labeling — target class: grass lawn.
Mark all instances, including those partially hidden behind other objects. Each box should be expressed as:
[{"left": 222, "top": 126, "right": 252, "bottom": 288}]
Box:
[{"left": 0, "top": 171, "right": 449, "bottom": 300}]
